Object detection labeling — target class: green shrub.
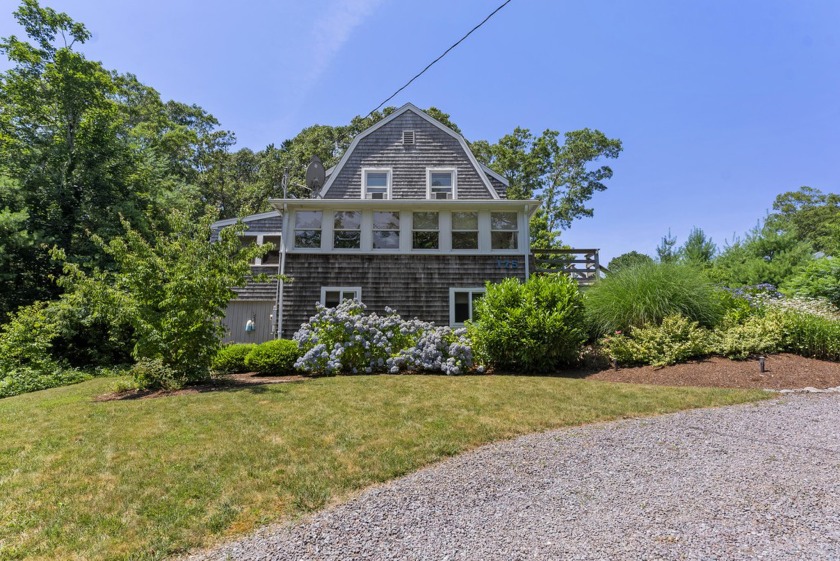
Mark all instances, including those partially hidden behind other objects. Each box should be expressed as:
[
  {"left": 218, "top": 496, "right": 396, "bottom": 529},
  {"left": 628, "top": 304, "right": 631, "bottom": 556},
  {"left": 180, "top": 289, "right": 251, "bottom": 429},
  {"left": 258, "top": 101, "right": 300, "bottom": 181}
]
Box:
[
  {"left": 245, "top": 339, "right": 301, "bottom": 375},
  {"left": 0, "top": 367, "right": 92, "bottom": 399},
  {"left": 212, "top": 343, "right": 256, "bottom": 374},
  {"left": 468, "top": 274, "right": 586, "bottom": 373},
  {"left": 131, "top": 358, "right": 180, "bottom": 391},
  {"left": 777, "top": 310, "right": 840, "bottom": 361},
  {"left": 600, "top": 315, "right": 711, "bottom": 367},
  {"left": 585, "top": 262, "right": 724, "bottom": 336},
  {"left": 781, "top": 257, "right": 840, "bottom": 308},
  {"left": 711, "top": 313, "right": 784, "bottom": 359}
]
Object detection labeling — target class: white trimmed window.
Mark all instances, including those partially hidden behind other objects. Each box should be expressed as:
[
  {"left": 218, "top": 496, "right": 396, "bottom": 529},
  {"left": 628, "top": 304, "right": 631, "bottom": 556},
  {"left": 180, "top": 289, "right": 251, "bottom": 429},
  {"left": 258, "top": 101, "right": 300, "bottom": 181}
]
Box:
[
  {"left": 333, "top": 211, "right": 361, "bottom": 249},
  {"left": 491, "top": 212, "right": 518, "bottom": 250},
  {"left": 451, "top": 211, "right": 478, "bottom": 250},
  {"left": 427, "top": 168, "right": 455, "bottom": 199},
  {"left": 321, "top": 287, "right": 362, "bottom": 308},
  {"left": 373, "top": 211, "right": 400, "bottom": 249},
  {"left": 261, "top": 235, "right": 281, "bottom": 264},
  {"left": 412, "top": 212, "right": 439, "bottom": 250},
  {"left": 449, "top": 288, "right": 485, "bottom": 326},
  {"left": 294, "top": 211, "right": 323, "bottom": 249},
  {"left": 362, "top": 169, "right": 391, "bottom": 199}
]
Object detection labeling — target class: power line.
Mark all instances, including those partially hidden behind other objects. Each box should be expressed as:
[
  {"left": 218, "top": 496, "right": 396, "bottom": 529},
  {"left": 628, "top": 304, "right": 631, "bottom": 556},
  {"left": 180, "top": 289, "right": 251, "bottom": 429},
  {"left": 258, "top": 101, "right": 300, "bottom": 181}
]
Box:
[{"left": 365, "top": 0, "right": 513, "bottom": 118}]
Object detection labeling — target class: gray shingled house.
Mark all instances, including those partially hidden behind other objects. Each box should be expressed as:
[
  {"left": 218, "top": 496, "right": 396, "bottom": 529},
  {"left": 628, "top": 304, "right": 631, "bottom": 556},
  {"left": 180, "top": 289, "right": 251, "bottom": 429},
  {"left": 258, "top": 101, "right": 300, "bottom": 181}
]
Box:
[{"left": 213, "top": 103, "right": 540, "bottom": 343}]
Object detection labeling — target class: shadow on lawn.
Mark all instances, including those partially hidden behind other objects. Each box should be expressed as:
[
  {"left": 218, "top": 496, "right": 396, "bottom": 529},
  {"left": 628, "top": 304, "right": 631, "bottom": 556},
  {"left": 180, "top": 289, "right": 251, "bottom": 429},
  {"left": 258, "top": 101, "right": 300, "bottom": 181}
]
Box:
[{"left": 94, "top": 373, "right": 308, "bottom": 402}]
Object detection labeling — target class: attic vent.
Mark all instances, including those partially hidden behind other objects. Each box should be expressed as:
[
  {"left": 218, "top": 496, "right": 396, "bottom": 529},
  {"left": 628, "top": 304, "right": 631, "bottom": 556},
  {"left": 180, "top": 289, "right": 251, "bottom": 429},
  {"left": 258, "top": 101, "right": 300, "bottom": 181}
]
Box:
[{"left": 402, "top": 130, "right": 415, "bottom": 145}]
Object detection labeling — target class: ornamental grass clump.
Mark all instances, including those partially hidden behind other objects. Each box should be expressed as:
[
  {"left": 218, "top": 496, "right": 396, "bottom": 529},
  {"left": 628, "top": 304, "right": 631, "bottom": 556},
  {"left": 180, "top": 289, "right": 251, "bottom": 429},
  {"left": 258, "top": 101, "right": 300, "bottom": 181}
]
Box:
[
  {"left": 585, "top": 262, "right": 724, "bottom": 336},
  {"left": 293, "top": 300, "right": 473, "bottom": 375}
]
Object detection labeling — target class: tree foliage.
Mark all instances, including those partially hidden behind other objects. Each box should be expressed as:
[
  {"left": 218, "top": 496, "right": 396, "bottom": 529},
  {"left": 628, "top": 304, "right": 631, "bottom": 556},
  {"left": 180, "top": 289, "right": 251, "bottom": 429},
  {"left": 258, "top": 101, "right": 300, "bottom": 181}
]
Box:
[
  {"left": 769, "top": 186, "right": 840, "bottom": 256},
  {"left": 680, "top": 227, "right": 716, "bottom": 266},
  {"left": 59, "top": 212, "right": 267, "bottom": 386},
  {"left": 472, "top": 128, "right": 622, "bottom": 248},
  {"left": 607, "top": 251, "right": 654, "bottom": 272}
]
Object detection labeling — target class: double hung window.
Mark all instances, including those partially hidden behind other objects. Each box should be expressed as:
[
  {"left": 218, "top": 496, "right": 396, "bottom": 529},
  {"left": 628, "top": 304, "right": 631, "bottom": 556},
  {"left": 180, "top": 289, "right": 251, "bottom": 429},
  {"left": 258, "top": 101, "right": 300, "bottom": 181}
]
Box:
[
  {"left": 451, "top": 212, "right": 478, "bottom": 250},
  {"left": 491, "top": 212, "right": 518, "bottom": 250},
  {"left": 363, "top": 169, "right": 391, "bottom": 199},
  {"left": 412, "top": 212, "right": 439, "bottom": 249},
  {"left": 427, "top": 169, "right": 455, "bottom": 199},
  {"left": 294, "top": 211, "right": 322, "bottom": 249},
  {"left": 333, "top": 211, "right": 361, "bottom": 249},
  {"left": 373, "top": 211, "right": 400, "bottom": 249}
]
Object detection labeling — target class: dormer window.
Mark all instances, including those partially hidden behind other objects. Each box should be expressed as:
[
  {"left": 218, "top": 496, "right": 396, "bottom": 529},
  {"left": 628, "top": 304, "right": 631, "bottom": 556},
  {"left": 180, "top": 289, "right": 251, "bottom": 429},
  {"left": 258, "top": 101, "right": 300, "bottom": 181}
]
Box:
[
  {"left": 427, "top": 169, "right": 456, "bottom": 199},
  {"left": 362, "top": 169, "right": 391, "bottom": 199}
]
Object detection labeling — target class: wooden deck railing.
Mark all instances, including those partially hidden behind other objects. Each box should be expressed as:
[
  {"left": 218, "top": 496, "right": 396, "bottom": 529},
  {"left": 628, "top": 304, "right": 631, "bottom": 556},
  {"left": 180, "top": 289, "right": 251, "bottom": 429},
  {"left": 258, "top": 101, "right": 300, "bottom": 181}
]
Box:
[{"left": 532, "top": 248, "right": 608, "bottom": 287}]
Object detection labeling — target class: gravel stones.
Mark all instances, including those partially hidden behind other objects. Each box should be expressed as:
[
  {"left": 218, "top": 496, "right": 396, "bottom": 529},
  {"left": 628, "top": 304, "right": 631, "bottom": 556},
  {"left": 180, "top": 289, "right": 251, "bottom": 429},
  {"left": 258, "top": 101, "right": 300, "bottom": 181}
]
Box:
[{"left": 187, "top": 394, "right": 840, "bottom": 561}]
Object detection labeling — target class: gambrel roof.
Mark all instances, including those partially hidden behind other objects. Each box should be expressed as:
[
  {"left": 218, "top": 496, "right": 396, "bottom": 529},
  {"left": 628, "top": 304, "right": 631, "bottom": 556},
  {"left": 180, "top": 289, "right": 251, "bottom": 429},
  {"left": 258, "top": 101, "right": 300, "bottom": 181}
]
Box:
[{"left": 318, "top": 103, "right": 507, "bottom": 200}]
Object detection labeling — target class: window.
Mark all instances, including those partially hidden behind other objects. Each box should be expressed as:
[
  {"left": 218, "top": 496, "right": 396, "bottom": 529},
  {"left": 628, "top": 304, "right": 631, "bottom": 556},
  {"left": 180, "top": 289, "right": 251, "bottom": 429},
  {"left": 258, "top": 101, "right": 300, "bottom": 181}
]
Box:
[
  {"left": 239, "top": 235, "right": 258, "bottom": 264},
  {"left": 427, "top": 169, "right": 455, "bottom": 199},
  {"left": 412, "top": 212, "right": 439, "bottom": 250},
  {"left": 451, "top": 211, "right": 478, "bottom": 250},
  {"left": 491, "top": 212, "right": 518, "bottom": 250},
  {"left": 333, "top": 211, "right": 361, "bottom": 249},
  {"left": 363, "top": 169, "right": 391, "bottom": 199},
  {"left": 261, "top": 235, "right": 281, "bottom": 264},
  {"left": 449, "top": 288, "right": 485, "bottom": 325},
  {"left": 294, "top": 211, "right": 322, "bottom": 249},
  {"left": 373, "top": 211, "right": 400, "bottom": 249},
  {"left": 321, "top": 287, "right": 362, "bottom": 308}
]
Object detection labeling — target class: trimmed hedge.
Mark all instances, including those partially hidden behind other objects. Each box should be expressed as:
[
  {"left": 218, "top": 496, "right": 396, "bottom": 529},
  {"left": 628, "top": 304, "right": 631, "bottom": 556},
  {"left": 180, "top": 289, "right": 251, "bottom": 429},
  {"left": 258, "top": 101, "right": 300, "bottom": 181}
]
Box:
[
  {"left": 244, "top": 339, "right": 301, "bottom": 375},
  {"left": 211, "top": 343, "right": 255, "bottom": 374}
]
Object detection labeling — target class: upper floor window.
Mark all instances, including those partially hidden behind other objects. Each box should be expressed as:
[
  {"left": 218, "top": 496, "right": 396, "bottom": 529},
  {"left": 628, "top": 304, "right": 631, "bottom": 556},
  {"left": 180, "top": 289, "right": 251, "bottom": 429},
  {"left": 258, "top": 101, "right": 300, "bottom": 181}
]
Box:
[
  {"left": 373, "top": 211, "right": 400, "bottom": 249},
  {"left": 427, "top": 169, "right": 455, "bottom": 199},
  {"left": 491, "top": 212, "right": 518, "bottom": 250},
  {"left": 412, "top": 212, "right": 439, "bottom": 250},
  {"left": 363, "top": 169, "right": 391, "bottom": 199},
  {"left": 451, "top": 212, "right": 478, "bottom": 250},
  {"left": 333, "top": 211, "right": 361, "bottom": 249},
  {"left": 294, "top": 211, "right": 322, "bottom": 249},
  {"left": 261, "top": 235, "right": 281, "bottom": 264}
]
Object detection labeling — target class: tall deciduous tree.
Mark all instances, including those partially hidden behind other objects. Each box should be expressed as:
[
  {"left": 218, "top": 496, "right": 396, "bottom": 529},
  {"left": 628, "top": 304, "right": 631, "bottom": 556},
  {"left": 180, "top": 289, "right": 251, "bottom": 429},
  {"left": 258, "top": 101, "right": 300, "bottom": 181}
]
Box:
[{"left": 473, "top": 128, "right": 622, "bottom": 248}]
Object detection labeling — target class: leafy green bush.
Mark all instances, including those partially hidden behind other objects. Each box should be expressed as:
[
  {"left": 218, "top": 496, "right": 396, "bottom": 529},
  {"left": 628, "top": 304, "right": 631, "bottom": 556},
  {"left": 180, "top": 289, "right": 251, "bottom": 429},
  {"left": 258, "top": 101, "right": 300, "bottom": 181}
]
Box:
[
  {"left": 0, "top": 367, "right": 92, "bottom": 399},
  {"left": 782, "top": 257, "right": 840, "bottom": 308},
  {"left": 468, "top": 274, "right": 586, "bottom": 373},
  {"left": 212, "top": 344, "right": 256, "bottom": 374},
  {"left": 245, "top": 339, "right": 301, "bottom": 375},
  {"left": 131, "top": 358, "right": 180, "bottom": 391},
  {"left": 777, "top": 310, "right": 840, "bottom": 361},
  {"left": 711, "top": 313, "right": 783, "bottom": 359},
  {"left": 585, "top": 262, "right": 724, "bottom": 336},
  {"left": 600, "top": 315, "right": 711, "bottom": 367}
]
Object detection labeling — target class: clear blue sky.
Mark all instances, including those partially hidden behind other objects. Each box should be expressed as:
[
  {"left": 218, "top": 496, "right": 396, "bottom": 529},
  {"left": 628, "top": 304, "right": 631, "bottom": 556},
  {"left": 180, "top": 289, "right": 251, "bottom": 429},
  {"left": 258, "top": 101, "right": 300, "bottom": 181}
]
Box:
[{"left": 2, "top": 0, "right": 838, "bottom": 264}]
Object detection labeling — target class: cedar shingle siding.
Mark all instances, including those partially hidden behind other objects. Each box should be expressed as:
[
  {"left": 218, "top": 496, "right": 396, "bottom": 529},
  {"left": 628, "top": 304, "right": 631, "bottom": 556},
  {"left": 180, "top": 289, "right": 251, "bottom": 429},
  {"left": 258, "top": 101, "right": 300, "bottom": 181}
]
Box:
[
  {"left": 325, "top": 112, "right": 497, "bottom": 200},
  {"left": 280, "top": 253, "right": 525, "bottom": 338}
]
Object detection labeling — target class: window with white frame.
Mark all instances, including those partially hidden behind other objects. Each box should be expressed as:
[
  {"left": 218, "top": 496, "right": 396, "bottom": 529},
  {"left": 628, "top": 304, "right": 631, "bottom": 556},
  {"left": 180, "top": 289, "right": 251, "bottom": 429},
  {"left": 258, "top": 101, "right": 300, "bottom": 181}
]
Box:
[
  {"left": 321, "top": 287, "right": 362, "bottom": 308},
  {"left": 333, "top": 211, "right": 361, "bottom": 249},
  {"left": 294, "top": 211, "right": 322, "bottom": 249},
  {"left": 427, "top": 169, "right": 455, "bottom": 199},
  {"left": 451, "top": 211, "right": 478, "bottom": 250},
  {"left": 373, "top": 211, "right": 400, "bottom": 249},
  {"left": 261, "top": 235, "right": 281, "bottom": 264},
  {"left": 239, "top": 235, "right": 258, "bottom": 264},
  {"left": 491, "top": 212, "right": 518, "bottom": 250},
  {"left": 363, "top": 169, "right": 391, "bottom": 199},
  {"left": 450, "top": 288, "right": 485, "bottom": 325},
  {"left": 412, "top": 211, "right": 439, "bottom": 250}
]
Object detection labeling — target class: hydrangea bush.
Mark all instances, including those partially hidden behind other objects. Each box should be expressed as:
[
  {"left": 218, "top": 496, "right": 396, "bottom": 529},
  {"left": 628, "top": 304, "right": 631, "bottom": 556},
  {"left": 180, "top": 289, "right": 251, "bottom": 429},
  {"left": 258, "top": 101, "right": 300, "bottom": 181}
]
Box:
[{"left": 293, "top": 300, "right": 474, "bottom": 375}]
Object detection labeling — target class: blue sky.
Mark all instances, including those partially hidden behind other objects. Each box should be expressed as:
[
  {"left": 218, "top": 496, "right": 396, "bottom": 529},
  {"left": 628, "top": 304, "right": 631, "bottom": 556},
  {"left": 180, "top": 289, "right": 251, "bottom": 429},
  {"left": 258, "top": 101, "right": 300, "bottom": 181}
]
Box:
[{"left": 2, "top": 0, "right": 838, "bottom": 264}]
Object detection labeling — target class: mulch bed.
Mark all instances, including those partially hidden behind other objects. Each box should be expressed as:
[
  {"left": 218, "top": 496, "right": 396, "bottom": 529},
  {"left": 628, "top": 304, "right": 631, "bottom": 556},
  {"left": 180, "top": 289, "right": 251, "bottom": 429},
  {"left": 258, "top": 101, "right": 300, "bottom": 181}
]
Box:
[
  {"left": 582, "top": 353, "right": 840, "bottom": 390},
  {"left": 95, "top": 373, "right": 308, "bottom": 402}
]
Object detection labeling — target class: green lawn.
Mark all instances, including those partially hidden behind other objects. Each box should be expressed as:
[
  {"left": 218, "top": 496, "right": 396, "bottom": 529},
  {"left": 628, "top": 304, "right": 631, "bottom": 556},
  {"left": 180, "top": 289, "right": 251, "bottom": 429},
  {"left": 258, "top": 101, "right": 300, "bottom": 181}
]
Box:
[{"left": 0, "top": 375, "right": 768, "bottom": 560}]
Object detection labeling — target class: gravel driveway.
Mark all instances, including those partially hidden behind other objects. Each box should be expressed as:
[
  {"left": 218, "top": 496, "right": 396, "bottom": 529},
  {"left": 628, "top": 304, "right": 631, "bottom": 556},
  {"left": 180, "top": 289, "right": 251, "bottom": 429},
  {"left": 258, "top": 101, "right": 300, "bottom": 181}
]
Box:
[{"left": 188, "top": 394, "right": 840, "bottom": 560}]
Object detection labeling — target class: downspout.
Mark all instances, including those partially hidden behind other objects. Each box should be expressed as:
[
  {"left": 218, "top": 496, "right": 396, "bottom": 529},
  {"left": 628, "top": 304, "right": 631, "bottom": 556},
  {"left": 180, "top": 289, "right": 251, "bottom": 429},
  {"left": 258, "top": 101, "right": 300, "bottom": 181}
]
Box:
[
  {"left": 524, "top": 203, "right": 531, "bottom": 281},
  {"left": 275, "top": 201, "right": 287, "bottom": 339}
]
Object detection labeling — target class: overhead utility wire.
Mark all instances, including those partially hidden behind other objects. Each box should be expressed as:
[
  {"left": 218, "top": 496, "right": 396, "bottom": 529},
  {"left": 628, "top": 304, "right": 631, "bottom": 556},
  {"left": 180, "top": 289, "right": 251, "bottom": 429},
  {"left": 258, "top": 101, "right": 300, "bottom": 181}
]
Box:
[{"left": 365, "top": 0, "right": 513, "bottom": 118}]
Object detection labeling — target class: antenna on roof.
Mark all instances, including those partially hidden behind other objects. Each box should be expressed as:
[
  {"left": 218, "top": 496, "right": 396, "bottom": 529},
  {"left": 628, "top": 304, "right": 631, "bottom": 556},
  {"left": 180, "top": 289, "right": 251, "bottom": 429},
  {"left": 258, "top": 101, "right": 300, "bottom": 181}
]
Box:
[{"left": 305, "top": 155, "right": 326, "bottom": 197}]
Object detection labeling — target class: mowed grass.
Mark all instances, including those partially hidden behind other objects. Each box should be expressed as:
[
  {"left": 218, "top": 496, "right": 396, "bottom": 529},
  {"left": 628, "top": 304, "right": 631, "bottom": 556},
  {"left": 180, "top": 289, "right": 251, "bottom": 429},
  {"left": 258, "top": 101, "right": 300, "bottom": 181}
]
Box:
[{"left": 0, "top": 375, "right": 768, "bottom": 560}]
